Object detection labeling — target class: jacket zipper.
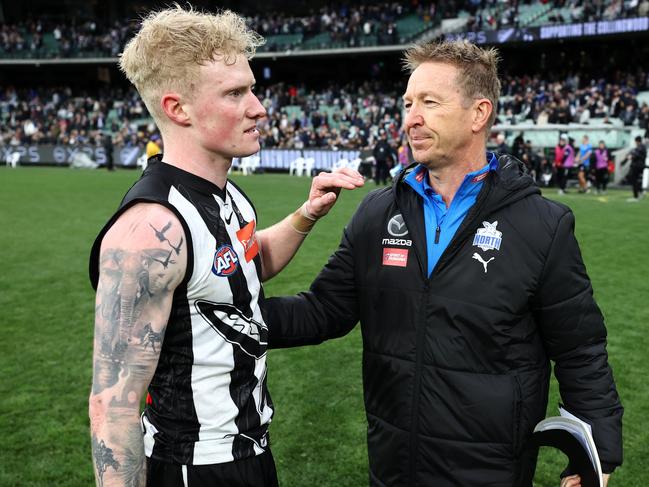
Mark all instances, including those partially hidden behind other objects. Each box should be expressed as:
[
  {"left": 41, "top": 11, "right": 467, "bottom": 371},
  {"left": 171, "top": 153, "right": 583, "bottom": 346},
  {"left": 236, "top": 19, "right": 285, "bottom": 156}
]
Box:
[
  {"left": 409, "top": 281, "right": 429, "bottom": 486},
  {"left": 430, "top": 176, "right": 494, "bottom": 279},
  {"left": 396, "top": 172, "right": 494, "bottom": 484}
]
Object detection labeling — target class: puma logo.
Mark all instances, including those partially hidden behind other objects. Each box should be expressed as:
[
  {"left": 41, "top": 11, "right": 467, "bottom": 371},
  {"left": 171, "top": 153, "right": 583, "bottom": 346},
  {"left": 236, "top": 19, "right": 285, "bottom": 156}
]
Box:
[{"left": 472, "top": 253, "right": 495, "bottom": 273}]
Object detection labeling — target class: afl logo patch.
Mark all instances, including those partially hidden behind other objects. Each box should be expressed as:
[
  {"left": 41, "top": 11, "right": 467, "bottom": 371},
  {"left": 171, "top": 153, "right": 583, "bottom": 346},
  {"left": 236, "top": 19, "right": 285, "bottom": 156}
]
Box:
[
  {"left": 387, "top": 214, "right": 408, "bottom": 237},
  {"left": 212, "top": 245, "right": 239, "bottom": 277}
]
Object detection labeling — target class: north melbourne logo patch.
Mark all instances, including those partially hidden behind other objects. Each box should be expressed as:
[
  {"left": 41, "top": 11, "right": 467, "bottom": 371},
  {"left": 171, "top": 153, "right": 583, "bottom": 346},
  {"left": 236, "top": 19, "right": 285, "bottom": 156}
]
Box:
[{"left": 472, "top": 221, "right": 503, "bottom": 252}]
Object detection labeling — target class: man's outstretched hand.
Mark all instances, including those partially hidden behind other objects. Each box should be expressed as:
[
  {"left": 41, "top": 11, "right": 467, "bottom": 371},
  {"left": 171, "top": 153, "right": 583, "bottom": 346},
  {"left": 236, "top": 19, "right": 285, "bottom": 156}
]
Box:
[{"left": 306, "top": 167, "right": 365, "bottom": 218}]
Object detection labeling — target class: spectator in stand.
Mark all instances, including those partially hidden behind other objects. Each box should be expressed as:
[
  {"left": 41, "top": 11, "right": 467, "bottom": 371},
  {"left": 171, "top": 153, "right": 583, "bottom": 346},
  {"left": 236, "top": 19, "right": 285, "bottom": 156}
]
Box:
[
  {"left": 594, "top": 140, "right": 610, "bottom": 194},
  {"left": 638, "top": 103, "right": 649, "bottom": 130},
  {"left": 495, "top": 132, "right": 509, "bottom": 154},
  {"left": 620, "top": 104, "right": 637, "bottom": 126}
]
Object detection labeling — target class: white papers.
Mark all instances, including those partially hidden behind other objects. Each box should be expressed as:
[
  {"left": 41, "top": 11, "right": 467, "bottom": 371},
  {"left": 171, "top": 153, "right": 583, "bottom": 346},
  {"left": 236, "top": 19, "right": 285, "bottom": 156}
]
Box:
[{"left": 533, "top": 407, "right": 603, "bottom": 487}]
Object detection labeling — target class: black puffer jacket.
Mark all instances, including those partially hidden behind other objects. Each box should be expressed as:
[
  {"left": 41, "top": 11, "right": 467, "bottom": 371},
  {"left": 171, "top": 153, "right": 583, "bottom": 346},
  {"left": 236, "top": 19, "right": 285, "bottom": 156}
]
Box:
[{"left": 263, "top": 156, "right": 623, "bottom": 486}]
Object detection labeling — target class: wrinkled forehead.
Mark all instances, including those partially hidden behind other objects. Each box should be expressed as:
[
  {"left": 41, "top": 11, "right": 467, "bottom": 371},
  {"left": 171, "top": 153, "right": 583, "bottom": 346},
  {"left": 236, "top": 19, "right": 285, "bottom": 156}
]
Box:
[{"left": 403, "top": 62, "right": 461, "bottom": 99}]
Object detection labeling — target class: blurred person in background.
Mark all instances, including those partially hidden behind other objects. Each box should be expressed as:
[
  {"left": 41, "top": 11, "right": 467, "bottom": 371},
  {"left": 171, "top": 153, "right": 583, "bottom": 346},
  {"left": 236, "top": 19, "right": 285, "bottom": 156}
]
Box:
[
  {"left": 554, "top": 134, "right": 570, "bottom": 194},
  {"left": 145, "top": 133, "right": 162, "bottom": 158},
  {"left": 372, "top": 128, "right": 394, "bottom": 185},
  {"left": 103, "top": 133, "right": 114, "bottom": 171},
  {"left": 576, "top": 134, "right": 593, "bottom": 193},
  {"left": 495, "top": 131, "right": 509, "bottom": 154},
  {"left": 626, "top": 135, "right": 648, "bottom": 201},
  {"left": 593, "top": 140, "right": 610, "bottom": 194}
]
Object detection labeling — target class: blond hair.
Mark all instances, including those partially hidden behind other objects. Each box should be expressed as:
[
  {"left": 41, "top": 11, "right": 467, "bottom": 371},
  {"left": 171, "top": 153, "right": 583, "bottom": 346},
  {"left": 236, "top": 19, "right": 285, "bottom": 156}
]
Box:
[
  {"left": 119, "top": 5, "right": 264, "bottom": 125},
  {"left": 403, "top": 40, "right": 501, "bottom": 129}
]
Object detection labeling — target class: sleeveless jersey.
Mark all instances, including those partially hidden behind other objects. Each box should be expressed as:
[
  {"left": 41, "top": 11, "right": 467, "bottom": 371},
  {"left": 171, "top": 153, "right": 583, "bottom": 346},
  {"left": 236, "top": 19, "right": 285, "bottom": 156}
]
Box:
[{"left": 89, "top": 158, "right": 273, "bottom": 465}]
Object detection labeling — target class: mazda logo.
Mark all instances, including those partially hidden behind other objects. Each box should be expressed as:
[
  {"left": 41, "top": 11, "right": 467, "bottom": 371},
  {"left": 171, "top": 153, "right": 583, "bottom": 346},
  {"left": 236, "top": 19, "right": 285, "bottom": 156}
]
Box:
[{"left": 387, "top": 214, "right": 408, "bottom": 237}]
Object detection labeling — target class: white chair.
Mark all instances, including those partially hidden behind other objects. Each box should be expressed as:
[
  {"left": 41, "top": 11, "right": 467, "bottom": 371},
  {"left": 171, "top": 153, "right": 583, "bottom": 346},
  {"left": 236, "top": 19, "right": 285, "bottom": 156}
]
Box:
[
  {"left": 229, "top": 157, "right": 239, "bottom": 174},
  {"left": 136, "top": 153, "right": 148, "bottom": 171},
  {"left": 289, "top": 157, "right": 305, "bottom": 176},
  {"left": 241, "top": 155, "right": 260, "bottom": 175},
  {"left": 240, "top": 156, "right": 251, "bottom": 175},
  {"left": 70, "top": 151, "right": 99, "bottom": 169},
  {"left": 332, "top": 158, "right": 348, "bottom": 171},
  {"left": 5, "top": 151, "right": 20, "bottom": 168},
  {"left": 303, "top": 157, "right": 315, "bottom": 177},
  {"left": 348, "top": 157, "right": 362, "bottom": 171}
]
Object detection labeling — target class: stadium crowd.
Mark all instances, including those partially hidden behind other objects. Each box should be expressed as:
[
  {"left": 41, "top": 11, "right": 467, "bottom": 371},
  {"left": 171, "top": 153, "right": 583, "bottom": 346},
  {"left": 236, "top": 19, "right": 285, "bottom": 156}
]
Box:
[
  {"left": 1, "top": 69, "right": 647, "bottom": 152},
  {"left": 0, "top": 85, "right": 151, "bottom": 148},
  {"left": 247, "top": 2, "right": 425, "bottom": 48},
  {"left": 466, "top": 0, "right": 648, "bottom": 32},
  {"left": 0, "top": 2, "right": 433, "bottom": 57},
  {"left": 0, "top": 18, "right": 135, "bottom": 57},
  {"left": 3, "top": 0, "right": 645, "bottom": 57},
  {"left": 498, "top": 70, "right": 649, "bottom": 126}
]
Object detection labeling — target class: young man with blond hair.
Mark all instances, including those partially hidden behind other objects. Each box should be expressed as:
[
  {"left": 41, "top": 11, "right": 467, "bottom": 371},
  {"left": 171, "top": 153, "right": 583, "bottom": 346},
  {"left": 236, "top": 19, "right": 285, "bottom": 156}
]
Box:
[
  {"left": 88, "top": 6, "right": 363, "bottom": 487},
  {"left": 263, "top": 40, "right": 623, "bottom": 486}
]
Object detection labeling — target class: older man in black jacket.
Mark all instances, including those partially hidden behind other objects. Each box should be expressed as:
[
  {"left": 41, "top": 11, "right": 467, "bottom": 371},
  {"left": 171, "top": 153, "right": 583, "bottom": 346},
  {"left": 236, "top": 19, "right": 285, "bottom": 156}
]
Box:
[{"left": 263, "top": 40, "right": 623, "bottom": 487}]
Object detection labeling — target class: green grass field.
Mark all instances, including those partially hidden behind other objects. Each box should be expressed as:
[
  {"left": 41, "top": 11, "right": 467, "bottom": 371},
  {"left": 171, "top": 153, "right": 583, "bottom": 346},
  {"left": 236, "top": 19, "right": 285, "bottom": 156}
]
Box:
[{"left": 1, "top": 167, "right": 647, "bottom": 486}]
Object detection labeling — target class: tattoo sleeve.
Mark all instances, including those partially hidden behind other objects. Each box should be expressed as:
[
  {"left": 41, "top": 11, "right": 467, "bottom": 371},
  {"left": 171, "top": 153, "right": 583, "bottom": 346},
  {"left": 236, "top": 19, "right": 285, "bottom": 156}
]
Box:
[{"left": 90, "top": 217, "right": 184, "bottom": 487}]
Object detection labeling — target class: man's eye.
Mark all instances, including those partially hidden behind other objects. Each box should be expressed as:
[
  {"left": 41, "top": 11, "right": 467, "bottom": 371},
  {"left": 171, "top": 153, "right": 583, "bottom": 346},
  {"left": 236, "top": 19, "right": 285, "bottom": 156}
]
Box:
[{"left": 230, "top": 90, "right": 242, "bottom": 97}]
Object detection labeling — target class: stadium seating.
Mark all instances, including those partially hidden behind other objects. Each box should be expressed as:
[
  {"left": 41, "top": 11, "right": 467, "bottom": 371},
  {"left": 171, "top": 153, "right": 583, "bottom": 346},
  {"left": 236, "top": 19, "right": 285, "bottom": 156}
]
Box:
[
  {"left": 396, "top": 14, "right": 432, "bottom": 42},
  {"left": 518, "top": 4, "right": 553, "bottom": 27},
  {"left": 260, "top": 33, "right": 303, "bottom": 52}
]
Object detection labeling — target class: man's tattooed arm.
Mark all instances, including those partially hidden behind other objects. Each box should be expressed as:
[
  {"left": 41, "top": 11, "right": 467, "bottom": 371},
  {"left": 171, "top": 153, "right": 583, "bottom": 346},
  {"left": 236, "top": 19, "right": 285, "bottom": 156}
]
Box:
[{"left": 89, "top": 203, "right": 186, "bottom": 487}]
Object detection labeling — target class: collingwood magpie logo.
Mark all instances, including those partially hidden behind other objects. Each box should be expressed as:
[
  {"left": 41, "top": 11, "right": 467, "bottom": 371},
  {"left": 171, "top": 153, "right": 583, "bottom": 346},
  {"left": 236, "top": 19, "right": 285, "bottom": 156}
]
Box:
[
  {"left": 387, "top": 214, "right": 409, "bottom": 237},
  {"left": 473, "top": 221, "right": 503, "bottom": 251},
  {"left": 195, "top": 300, "right": 267, "bottom": 359}
]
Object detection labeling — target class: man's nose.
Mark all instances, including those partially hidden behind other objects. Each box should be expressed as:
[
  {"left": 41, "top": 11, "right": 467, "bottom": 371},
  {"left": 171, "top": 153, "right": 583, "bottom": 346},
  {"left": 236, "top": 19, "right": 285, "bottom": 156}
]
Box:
[
  {"left": 247, "top": 93, "right": 267, "bottom": 120},
  {"left": 403, "top": 105, "right": 423, "bottom": 132}
]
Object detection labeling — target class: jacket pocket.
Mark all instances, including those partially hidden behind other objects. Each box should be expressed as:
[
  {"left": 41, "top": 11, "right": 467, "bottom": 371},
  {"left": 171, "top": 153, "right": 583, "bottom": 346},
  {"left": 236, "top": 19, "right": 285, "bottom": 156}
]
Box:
[{"left": 418, "top": 366, "right": 517, "bottom": 445}]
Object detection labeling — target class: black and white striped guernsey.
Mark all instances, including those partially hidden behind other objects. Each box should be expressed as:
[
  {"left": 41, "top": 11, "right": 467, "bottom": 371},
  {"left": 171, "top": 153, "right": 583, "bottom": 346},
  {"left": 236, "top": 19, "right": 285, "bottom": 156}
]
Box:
[{"left": 89, "top": 158, "right": 274, "bottom": 466}]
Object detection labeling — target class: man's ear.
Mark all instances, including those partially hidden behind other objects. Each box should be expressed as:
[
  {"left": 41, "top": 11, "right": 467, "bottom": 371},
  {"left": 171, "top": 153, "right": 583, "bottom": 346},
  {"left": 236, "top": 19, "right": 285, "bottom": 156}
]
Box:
[
  {"left": 161, "top": 93, "right": 191, "bottom": 126},
  {"left": 472, "top": 98, "right": 493, "bottom": 134}
]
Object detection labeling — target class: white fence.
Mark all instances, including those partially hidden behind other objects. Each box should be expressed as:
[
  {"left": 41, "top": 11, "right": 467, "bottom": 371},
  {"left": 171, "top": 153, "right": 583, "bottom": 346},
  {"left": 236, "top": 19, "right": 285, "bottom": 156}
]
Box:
[{"left": 233, "top": 149, "right": 361, "bottom": 172}]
